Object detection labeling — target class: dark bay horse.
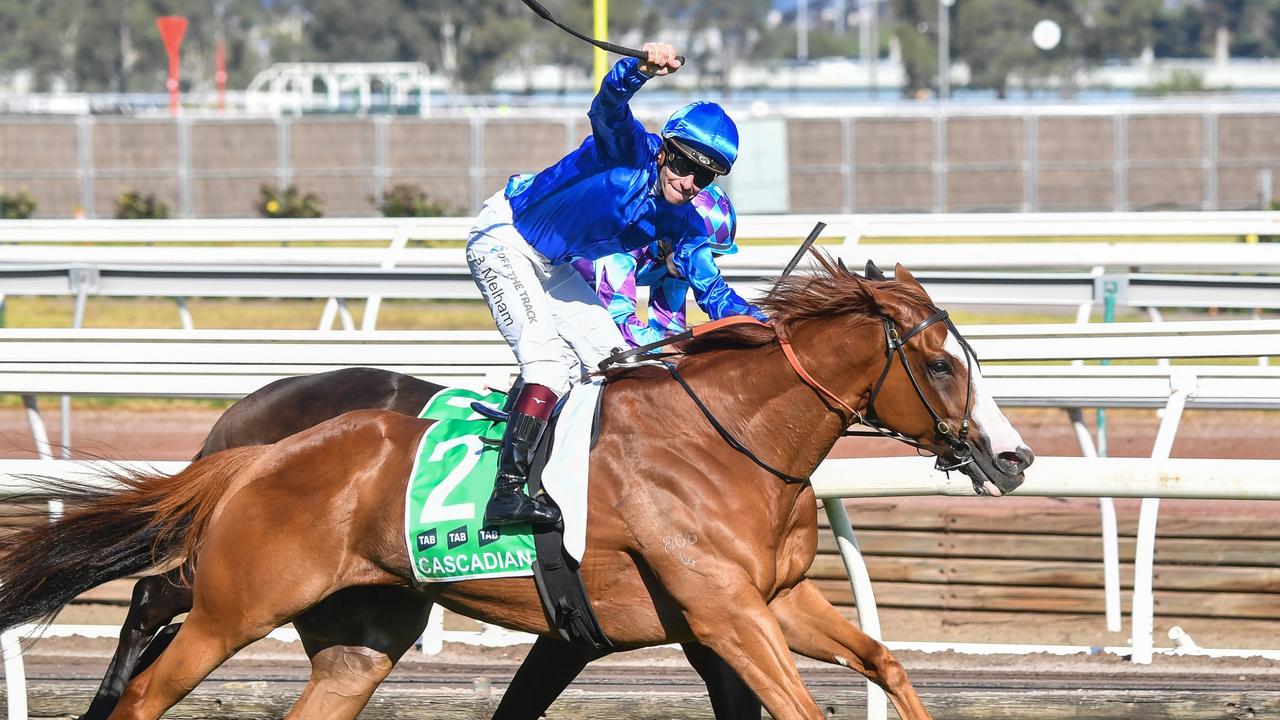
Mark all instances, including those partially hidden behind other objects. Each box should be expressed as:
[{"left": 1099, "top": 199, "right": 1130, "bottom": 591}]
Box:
[
  {"left": 1, "top": 262, "right": 1032, "bottom": 720},
  {"left": 83, "top": 367, "right": 761, "bottom": 720}
]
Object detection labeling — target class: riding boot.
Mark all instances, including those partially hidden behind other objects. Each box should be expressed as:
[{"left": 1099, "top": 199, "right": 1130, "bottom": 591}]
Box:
[{"left": 485, "top": 383, "right": 561, "bottom": 526}]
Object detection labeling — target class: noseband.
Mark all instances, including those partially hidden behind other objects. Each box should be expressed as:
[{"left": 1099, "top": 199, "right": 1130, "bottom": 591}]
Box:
[{"left": 849, "top": 307, "right": 978, "bottom": 473}]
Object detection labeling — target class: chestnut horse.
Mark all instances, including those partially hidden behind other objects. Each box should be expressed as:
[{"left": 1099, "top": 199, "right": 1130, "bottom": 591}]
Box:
[
  {"left": 0, "top": 262, "right": 1032, "bottom": 720},
  {"left": 82, "top": 367, "right": 761, "bottom": 720}
]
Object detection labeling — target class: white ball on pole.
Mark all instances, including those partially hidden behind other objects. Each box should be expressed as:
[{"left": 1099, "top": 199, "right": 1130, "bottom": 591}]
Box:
[{"left": 1032, "top": 19, "right": 1062, "bottom": 51}]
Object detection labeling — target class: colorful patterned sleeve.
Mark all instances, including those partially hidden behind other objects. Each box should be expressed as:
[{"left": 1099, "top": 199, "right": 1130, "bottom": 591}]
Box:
[
  {"left": 648, "top": 275, "right": 690, "bottom": 338},
  {"left": 593, "top": 251, "right": 664, "bottom": 347}
]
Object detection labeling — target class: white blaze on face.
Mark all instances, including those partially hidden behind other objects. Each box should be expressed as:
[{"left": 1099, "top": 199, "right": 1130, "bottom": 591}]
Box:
[{"left": 943, "top": 333, "right": 1027, "bottom": 456}]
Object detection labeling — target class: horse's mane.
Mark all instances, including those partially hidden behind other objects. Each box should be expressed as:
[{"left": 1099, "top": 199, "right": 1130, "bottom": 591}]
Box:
[{"left": 600, "top": 252, "right": 935, "bottom": 382}]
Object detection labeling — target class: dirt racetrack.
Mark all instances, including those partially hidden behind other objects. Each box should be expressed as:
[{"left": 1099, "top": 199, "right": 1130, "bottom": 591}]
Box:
[{"left": 8, "top": 634, "right": 1280, "bottom": 719}]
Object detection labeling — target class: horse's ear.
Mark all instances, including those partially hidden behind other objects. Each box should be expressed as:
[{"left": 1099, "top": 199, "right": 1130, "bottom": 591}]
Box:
[
  {"left": 864, "top": 260, "right": 886, "bottom": 281},
  {"left": 894, "top": 263, "right": 925, "bottom": 291},
  {"left": 865, "top": 264, "right": 931, "bottom": 315}
]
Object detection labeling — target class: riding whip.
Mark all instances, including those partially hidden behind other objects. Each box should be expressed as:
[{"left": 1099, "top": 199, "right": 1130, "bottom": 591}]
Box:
[
  {"left": 520, "top": 0, "right": 685, "bottom": 66},
  {"left": 779, "top": 221, "right": 828, "bottom": 280}
]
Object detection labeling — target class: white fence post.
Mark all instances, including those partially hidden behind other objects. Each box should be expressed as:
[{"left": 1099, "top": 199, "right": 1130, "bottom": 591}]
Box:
[
  {"left": 1068, "top": 408, "right": 1121, "bottom": 634},
  {"left": 420, "top": 604, "right": 444, "bottom": 655},
  {"left": 2, "top": 628, "right": 27, "bottom": 720},
  {"left": 362, "top": 222, "right": 412, "bottom": 331},
  {"left": 1130, "top": 371, "right": 1195, "bottom": 664},
  {"left": 824, "top": 499, "right": 887, "bottom": 720},
  {"left": 318, "top": 298, "right": 341, "bottom": 331},
  {"left": 20, "top": 397, "right": 53, "bottom": 461}
]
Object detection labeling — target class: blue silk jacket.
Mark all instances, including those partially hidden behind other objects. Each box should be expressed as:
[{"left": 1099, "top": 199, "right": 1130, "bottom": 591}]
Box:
[{"left": 505, "top": 57, "right": 763, "bottom": 322}]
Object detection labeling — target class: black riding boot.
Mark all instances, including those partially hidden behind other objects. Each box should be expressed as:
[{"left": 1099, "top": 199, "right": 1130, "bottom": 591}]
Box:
[{"left": 485, "top": 410, "right": 561, "bottom": 526}]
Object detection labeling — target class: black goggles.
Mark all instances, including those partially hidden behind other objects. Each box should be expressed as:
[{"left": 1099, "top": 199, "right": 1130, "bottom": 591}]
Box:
[{"left": 664, "top": 141, "right": 720, "bottom": 187}]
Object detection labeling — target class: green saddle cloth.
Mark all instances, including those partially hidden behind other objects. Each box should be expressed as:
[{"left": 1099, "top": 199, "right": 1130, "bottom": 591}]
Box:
[{"left": 403, "top": 387, "right": 537, "bottom": 583}]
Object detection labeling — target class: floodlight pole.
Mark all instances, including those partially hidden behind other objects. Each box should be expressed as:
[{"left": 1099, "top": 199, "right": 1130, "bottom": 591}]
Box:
[
  {"left": 861, "top": 0, "right": 879, "bottom": 97},
  {"left": 860, "top": 0, "right": 872, "bottom": 79},
  {"left": 798, "top": 0, "right": 809, "bottom": 62},
  {"left": 938, "top": 0, "right": 954, "bottom": 100}
]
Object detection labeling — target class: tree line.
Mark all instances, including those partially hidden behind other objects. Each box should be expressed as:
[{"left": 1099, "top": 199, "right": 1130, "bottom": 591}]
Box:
[{"left": 0, "top": 0, "right": 1274, "bottom": 96}]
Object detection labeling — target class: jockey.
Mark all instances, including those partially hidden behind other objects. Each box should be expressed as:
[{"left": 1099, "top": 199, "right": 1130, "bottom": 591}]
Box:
[
  {"left": 466, "top": 43, "right": 765, "bottom": 526},
  {"left": 572, "top": 184, "right": 741, "bottom": 347}
]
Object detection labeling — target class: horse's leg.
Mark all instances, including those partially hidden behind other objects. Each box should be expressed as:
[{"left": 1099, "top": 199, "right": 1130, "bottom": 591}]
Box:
[
  {"left": 651, "top": 566, "right": 824, "bottom": 720},
  {"left": 109, "top": 508, "right": 337, "bottom": 718},
  {"left": 286, "top": 644, "right": 396, "bottom": 720},
  {"left": 680, "top": 641, "right": 763, "bottom": 720},
  {"left": 130, "top": 623, "right": 180, "bottom": 675},
  {"left": 107, "top": 607, "right": 265, "bottom": 720},
  {"left": 682, "top": 593, "right": 824, "bottom": 719},
  {"left": 492, "top": 638, "right": 760, "bottom": 720},
  {"left": 286, "top": 587, "right": 431, "bottom": 720},
  {"left": 107, "top": 546, "right": 324, "bottom": 719},
  {"left": 79, "top": 569, "right": 192, "bottom": 720},
  {"left": 770, "top": 579, "right": 931, "bottom": 720},
  {"left": 491, "top": 636, "right": 595, "bottom": 720}
]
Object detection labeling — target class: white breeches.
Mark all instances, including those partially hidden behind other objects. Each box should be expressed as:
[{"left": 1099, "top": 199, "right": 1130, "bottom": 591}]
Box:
[{"left": 466, "top": 190, "right": 626, "bottom": 396}]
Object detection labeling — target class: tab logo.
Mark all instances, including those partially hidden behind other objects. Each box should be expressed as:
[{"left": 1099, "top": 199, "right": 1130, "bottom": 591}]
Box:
[
  {"left": 416, "top": 528, "right": 438, "bottom": 551},
  {"left": 447, "top": 525, "right": 469, "bottom": 549},
  {"left": 478, "top": 526, "right": 501, "bottom": 547}
]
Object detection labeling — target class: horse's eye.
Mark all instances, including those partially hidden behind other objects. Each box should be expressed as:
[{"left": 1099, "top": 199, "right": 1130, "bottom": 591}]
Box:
[{"left": 928, "top": 359, "right": 952, "bottom": 375}]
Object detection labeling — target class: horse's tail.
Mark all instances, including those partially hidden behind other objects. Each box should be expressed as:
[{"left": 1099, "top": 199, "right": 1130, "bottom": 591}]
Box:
[{"left": 0, "top": 446, "right": 267, "bottom": 632}]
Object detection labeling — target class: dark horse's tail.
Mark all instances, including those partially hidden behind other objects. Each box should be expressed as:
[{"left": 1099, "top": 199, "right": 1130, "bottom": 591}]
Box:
[{"left": 0, "top": 446, "right": 267, "bottom": 632}]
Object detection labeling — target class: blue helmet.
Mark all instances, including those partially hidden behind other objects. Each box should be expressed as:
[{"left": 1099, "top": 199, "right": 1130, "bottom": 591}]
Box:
[
  {"left": 661, "top": 101, "right": 739, "bottom": 176},
  {"left": 692, "top": 185, "right": 737, "bottom": 255}
]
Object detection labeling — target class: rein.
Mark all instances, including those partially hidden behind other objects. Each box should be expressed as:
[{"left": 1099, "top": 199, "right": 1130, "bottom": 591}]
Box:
[
  {"left": 618, "top": 312, "right": 978, "bottom": 484},
  {"left": 601, "top": 315, "right": 843, "bottom": 483},
  {"left": 665, "top": 361, "right": 809, "bottom": 484}
]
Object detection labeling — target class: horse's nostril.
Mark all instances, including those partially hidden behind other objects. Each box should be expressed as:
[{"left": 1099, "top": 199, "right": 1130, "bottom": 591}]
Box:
[
  {"left": 1017, "top": 445, "right": 1036, "bottom": 468},
  {"left": 998, "top": 448, "right": 1033, "bottom": 473},
  {"left": 999, "top": 446, "right": 1035, "bottom": 472}
]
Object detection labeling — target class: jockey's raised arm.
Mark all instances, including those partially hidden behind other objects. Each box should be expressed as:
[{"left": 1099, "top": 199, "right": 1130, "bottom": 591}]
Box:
[{"left": 587, "top": 57, "right": 654, "bottom": 166}]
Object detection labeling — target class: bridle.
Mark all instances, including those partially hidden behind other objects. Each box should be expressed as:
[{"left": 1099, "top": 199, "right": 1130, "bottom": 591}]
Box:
[
  {"left": 846, "top": 307, "right": 978, "bottom": 474},
  {"left": 644, "top": 309, "right": 979, "bottom": 484}
]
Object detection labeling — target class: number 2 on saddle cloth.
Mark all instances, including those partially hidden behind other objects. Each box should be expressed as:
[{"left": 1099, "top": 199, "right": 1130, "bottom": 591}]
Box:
[{"left": 407, "top": 387, "right": 535, "bottom": 583}]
